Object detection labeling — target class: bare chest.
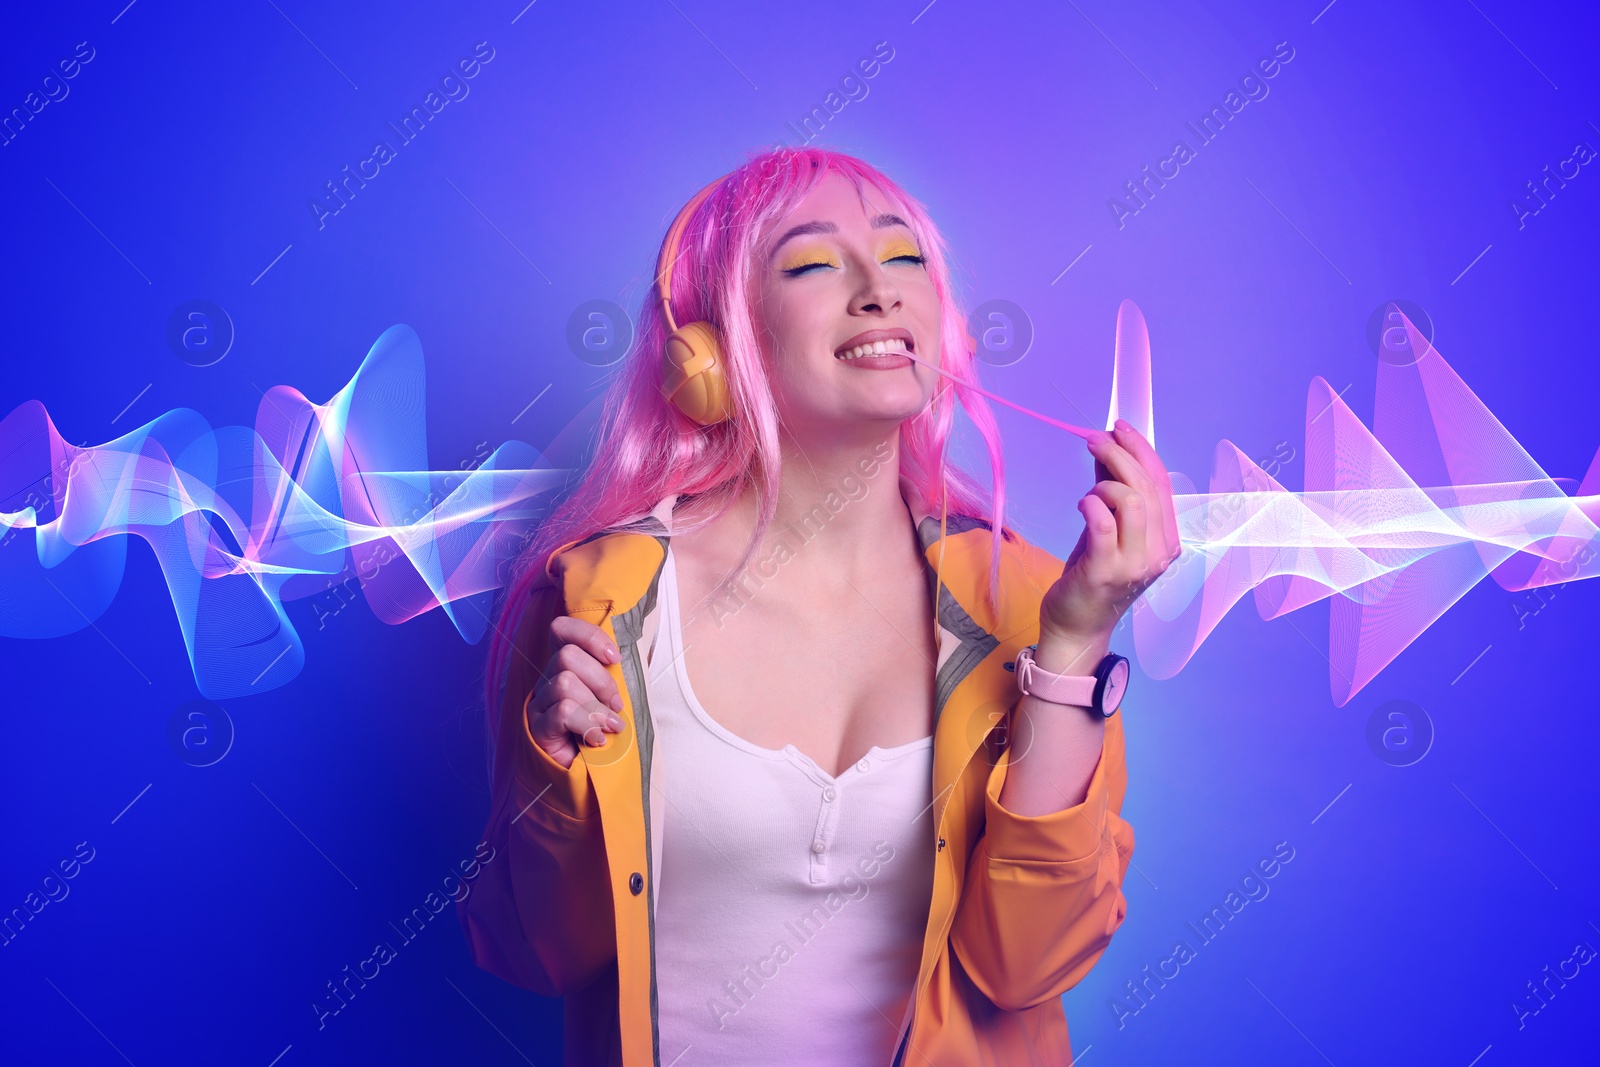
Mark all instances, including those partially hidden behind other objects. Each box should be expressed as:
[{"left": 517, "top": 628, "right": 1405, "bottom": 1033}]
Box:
[{"left": 654, "top": 551, "right": 937, "bottom": 779}]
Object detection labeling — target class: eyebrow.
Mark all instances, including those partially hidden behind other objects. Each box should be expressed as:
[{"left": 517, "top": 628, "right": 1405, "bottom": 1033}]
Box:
[{"left": 768, "top": 213, "right": 911, "bottom": 261}]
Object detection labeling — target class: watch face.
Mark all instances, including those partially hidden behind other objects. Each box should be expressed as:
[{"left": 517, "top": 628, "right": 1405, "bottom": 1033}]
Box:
[{"left": 1099, "top": 657, "right": 1130, "bottom": 716}]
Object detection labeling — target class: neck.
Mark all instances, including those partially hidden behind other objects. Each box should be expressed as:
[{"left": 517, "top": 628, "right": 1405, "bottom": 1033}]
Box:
[
  {"left": 681, "top": 425, "right": 925, "bottom": 580},
  {"left": 773, "top": 428, "right": 912, "bottom": 559}
]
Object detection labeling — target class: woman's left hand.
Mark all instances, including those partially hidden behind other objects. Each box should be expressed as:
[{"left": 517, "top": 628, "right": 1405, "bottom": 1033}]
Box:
[{"left": 1040, "top": 418, "right": 1181, "bottom": 650}]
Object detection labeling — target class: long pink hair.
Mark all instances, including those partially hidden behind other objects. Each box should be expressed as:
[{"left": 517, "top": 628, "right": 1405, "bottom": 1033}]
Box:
[{"left": 483, "top": 145, "right": 1012, "bottom": 728}]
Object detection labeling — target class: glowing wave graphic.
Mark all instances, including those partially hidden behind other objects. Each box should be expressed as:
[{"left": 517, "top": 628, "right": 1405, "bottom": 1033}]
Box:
[
  {"left": 0, "top": 325, "right": 568, "bottom": 698},
  {"left": 1105, "top": 300, "right": 1600, "bottom": 705},
  {"left": 2, "top": 305, "right": 1596, "bottom": 705}
]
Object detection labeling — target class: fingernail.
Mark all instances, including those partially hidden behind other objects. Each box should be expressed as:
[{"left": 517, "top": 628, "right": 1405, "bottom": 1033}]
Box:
[
  {"left": 608, "top": 714, "right": 624, "bottom": 731},
  {"left": 1115, "top": 418, "right": 1132, "bottom": 432},
  {"left": 607, "top": 646, "right": 619, "bottom": 662},
  {"left": 610, "top": 693, "right": 623, "bottom": 711},
  {"left": 1088, "top": 431, "right": 1110, "bottom": 446}
]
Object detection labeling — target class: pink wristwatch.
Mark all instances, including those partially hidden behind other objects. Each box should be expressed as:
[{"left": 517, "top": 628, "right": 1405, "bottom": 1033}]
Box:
[{"left": 1006, "top": 645, "right": 1130, "bottom": 718}]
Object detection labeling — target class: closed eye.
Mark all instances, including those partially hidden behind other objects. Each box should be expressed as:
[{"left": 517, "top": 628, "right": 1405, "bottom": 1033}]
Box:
[
  {"left": 781, "top": 253, "right": 924, "bottom": 277},
  {"left": 783, "top": 261, "right": 836, "bottom": 277}
]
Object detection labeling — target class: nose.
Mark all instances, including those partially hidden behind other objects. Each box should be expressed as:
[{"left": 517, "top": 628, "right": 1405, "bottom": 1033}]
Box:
[{"left": 849, "top": 258, "right": 902, "bottom": 317}]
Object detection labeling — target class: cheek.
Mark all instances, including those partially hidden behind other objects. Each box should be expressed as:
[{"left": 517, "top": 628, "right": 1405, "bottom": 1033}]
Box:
[
  {"left": 748, "top": 298, "right": 812, "bottom": 404},
  {"left": 759, "top": 284, "right": 832, "bottom": 363},
  {"left": 906, "top": 280, "right": 942, "bottom": 354}
]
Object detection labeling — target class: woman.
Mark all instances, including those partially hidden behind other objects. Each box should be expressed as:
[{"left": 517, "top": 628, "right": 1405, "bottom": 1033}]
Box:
[{"left": 459, "top": 146, "right": 1180, "bottom": 1066}]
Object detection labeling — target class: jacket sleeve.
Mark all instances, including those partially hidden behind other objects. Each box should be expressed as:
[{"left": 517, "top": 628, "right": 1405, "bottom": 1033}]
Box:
[
  {"left": 457, "top": 582, "right": 618, "bottom": 997},
  {"left": 948, "top": 708, "right": 1135, "bottom": 1012}
]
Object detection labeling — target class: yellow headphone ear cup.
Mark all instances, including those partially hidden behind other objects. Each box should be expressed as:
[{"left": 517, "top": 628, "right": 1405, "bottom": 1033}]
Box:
[{"left": 661, "top": 321, "right": 732, "bottom": 426}]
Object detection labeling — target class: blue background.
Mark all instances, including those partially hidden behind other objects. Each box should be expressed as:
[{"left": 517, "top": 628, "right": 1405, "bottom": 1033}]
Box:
[{"left": 3, "top": 1, "right": 1597, "bottom": 1064}]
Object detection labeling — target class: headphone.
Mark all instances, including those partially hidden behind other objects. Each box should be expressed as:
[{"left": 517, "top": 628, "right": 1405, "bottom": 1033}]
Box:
[{"left": 656, "top": 176, "right": 734, "bottom": 427}]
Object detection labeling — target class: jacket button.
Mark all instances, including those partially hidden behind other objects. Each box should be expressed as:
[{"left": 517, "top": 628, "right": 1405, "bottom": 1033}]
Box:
[
  {"left": 629, "top": 872, "right": 644, "bottom": 896},
  {"left": 937, "top": 837, "right": 946, "bottom": 851}
]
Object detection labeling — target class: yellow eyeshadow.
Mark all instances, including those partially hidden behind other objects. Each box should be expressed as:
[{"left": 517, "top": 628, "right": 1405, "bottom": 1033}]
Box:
[
  {"left": 879, "top": 239, "right": 922, "bottom": 261},
  {"left": 778, "top": 245, "right": 841, "bottom": 272}
]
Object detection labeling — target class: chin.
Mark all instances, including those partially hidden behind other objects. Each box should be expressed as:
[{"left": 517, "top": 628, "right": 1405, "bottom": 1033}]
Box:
[{"left": 849, "top": 399, "right": 928, "bottom": 426}]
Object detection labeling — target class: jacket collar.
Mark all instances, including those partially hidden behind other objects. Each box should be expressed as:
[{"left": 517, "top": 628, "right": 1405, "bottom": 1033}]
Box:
[
  {"left": 622, "top": 471, "right": 991, "bottom": 650},
  {"left": 543, "top": 469, "right": 1037, "bottom": 808},
  {"left": 542, "top": 472, "right": 1028, "bottom": 655}
]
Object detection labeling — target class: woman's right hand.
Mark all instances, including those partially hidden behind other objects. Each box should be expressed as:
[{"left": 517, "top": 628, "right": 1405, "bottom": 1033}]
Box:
[{"left": 527, "top": 616, "right": 627, "bottom": 769}]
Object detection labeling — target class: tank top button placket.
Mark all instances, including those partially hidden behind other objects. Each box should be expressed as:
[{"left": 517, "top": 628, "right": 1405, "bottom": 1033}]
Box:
[{"left": 809, "top": 780, "right": 842, "bottom": 884}]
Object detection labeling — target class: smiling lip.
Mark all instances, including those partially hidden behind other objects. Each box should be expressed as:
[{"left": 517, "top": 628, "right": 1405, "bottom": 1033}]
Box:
[{"left": 834, "top": 328, "right": 916, "bottom": 369}]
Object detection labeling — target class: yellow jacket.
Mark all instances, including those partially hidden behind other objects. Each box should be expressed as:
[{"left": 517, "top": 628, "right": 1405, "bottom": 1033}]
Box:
[{"left": 459, "top": 476, "right": 1135, "bottom": 1065}]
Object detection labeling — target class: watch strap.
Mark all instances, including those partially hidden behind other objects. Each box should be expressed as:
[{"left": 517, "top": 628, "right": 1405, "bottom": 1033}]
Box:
[{"left": 1013, "top": 645, "right": 1098, "bottom": 707}]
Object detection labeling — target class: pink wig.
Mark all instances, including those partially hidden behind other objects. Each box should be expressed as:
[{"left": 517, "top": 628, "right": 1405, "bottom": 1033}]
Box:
[{"left": 483, "top": 145, "right": 1012, "bottom": 726}]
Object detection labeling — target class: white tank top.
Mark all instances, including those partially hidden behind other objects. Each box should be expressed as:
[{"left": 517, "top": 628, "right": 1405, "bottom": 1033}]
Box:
[{"left": 649, "top": 543, "right": 937, "bottom": 1065}]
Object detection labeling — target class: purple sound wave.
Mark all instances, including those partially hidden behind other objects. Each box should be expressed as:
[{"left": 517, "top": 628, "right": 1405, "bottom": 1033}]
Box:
[
  {"left": 1107, "top": 301, "right": 1598, "bottom": 705},
  {"left": 2, "top": 305, "right": 1594, "bottom": 704},
  {"left": 0, "top": 325, "right": 567, "bottom": 697}
]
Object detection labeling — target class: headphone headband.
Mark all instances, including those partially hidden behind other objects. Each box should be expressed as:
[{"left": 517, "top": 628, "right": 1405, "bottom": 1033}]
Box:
[{"left": 654, "top": 175, "right": 726, "bottom": 334}]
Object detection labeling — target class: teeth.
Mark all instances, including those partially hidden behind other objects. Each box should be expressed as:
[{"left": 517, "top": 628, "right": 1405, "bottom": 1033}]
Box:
[{"left": 835, "top": 338, "right": 910, "bottom": 360}]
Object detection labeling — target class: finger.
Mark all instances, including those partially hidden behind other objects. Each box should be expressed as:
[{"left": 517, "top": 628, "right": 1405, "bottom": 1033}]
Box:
[
  {"left": 1092, "top": 428, "right": 1165, "bottom": 565},
  {"left": 523, "top": 691, "right": 578, "bottom": 767},
  {"left": 558, "top": 696, "right": 623, "bottom": 747},
  {"left": 1104, "top": 430, "right": 1164, "bottom": 571},
  {"left": 1063, "top": 524, "right": 1089, "bottom": 570},
  {"left": 1077, "top": 493, "right": 1119, "bottom": 575},
  {"left": 1087, "top": 431, "right": 1157, "bottom": 498},
  {"left": 1086, "top": 447, "right": 1153, "bottom": 560},
  {"left": 550, "top": 615, "right": 620, "bottom": 665},
  {"left": 1111, "top": 420, "right": 1180, "bottom": 562},
  {"left": 1088, "top": 479, "right": 1147, "bottom": 564},
  {"left": 539, "top": 668, "right": 626, "bottom": 726},
  {"left": 530, "top": 691, "right": 619, "bottom": 752},
  {"left": 533, "top": 736, "right": 576, "bottom": 769},
  {"left": 553, "top": 641, "right": 624, "bottom": 712}
]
